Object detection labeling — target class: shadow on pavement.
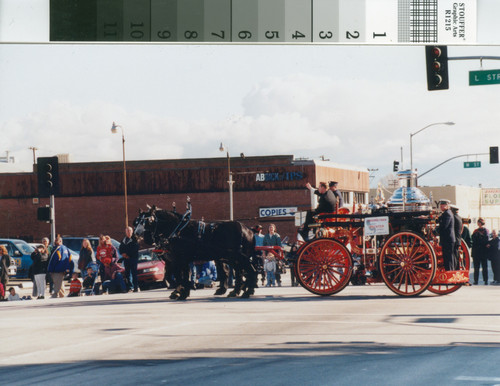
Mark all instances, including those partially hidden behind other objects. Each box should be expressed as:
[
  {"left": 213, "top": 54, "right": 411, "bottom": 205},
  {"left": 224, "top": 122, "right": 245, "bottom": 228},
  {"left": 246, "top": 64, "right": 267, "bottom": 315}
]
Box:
[{"left": 2, "top": 342, "right": 500, "bottom": 386}]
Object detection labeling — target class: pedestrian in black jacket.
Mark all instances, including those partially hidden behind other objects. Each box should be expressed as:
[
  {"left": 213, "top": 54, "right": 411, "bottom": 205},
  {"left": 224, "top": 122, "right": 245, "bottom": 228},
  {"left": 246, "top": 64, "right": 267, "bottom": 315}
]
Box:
[
  {"left": 487, "top": 230, "right": 500, "bottom": 284},
  {"left": 31, "top": 243, "right": 49, "bottom": 299},
  {"left": 438, "top": 200, "right": 456, "bottom": 271},
  {"left": 119, "top": 226, "right": 140, "bottom": 292},
  {"left": 471, "top": 218, "right": 490, "bottom": 285},
  {"left": 450, "top": 205, "right": 463, "bottom": 269}
]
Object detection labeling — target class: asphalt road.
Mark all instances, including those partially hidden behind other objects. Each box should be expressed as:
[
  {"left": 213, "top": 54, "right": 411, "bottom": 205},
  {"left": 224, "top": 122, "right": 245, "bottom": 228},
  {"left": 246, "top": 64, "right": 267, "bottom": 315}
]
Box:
[{"left": 2, "top": 278, "right": 500, "bottom": 386}]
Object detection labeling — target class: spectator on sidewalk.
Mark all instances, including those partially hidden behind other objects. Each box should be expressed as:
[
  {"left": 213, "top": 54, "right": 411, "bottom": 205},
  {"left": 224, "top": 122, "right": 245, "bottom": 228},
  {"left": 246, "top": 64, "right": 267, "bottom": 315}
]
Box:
[
  {"left": 7, "top": 287, "right": 21, "bottom": 301},
  {"left": 252, "top": 225, "right": 265, "bottom": 286},
  {"left": 7, "top": 287, "right": 30, "bottom": 301},
  {"left": 68, "top": 272, "right": 82, "bottom": 297},
  {"left": 264, "top": 253, "right": 277, "bottom": 287},
  {"left": 31, "top": 243, "right": 49, "bottom": 299},
  {"left": 487, "top": 230, "right": 500, "bottom": 285},
  {"left": 264, "top": 224, "right": 282, "bottom": 286},
  {"left": 47, "top": 236, "right": 74, "bottom": 298},
  {"left": 101, "top": 258, "right": 126, "bottom": 294},
  {"left": 119, "top": 226, "right": 140, "bottom": 293},
  {"left": 0, "top": 245, "right": 11, "bottom": 298},
  {"left": 96, "top": 235, "right": 118, "bottom": 281},
  {"left": 78, "top": 239, "right": 95, "bottom": 278},
  {"left": 471, "top": 218, "right": 490, "bottom": 285},
  {"left": 82, "top": 266, "right": 99, "bottom": 295}
]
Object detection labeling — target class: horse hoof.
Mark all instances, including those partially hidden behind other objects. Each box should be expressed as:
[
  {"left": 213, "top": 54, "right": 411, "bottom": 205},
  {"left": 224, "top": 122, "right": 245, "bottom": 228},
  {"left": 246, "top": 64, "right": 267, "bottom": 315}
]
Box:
[
  {"left": 214, "top": 288, "right": 227, "bottom": 296},
  {"left": 227, "top": 291, "right": 238, "bottom": 298},
  {"left": 241, "top": 292, "right": 251, "bottom": 299},
  {"left": 169, "top": 291, "right": 179, "bottom": 300}
]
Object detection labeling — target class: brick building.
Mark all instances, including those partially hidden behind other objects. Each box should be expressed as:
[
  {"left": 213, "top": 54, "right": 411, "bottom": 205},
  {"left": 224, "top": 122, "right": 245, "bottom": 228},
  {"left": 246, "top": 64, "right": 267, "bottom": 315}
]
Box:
[{"left": 0, "top": 155, "right": 369, "bottom": 242}]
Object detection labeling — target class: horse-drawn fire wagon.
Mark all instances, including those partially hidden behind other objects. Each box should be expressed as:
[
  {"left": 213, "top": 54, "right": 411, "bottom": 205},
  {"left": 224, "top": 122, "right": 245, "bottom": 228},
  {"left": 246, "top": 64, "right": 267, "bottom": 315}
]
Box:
[{"left": 292, "top": 171, "right": 470, "bottom": 297}]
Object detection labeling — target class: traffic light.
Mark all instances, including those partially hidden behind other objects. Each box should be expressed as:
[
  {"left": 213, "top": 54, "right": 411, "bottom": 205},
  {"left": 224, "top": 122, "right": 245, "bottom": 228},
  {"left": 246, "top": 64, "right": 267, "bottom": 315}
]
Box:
[
  {"left": 393, "top": 161, "right": 399, "bottom": 172},
  {"left": 37, "top": 206, "right": 51, "bottom": 222},
  {"left": 37, "top": 156, "right": 60, "bottom": 197},
  {"left": 425, "top": 46, "right": 449, "bottom": 91},
  {"left": 490, "top": 146, "right": 499, "bottom": 164}
]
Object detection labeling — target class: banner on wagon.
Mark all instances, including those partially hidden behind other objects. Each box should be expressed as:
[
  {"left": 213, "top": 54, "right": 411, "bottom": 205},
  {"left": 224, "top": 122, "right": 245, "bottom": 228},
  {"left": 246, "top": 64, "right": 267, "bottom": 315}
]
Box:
[{"left": 364, "top": 216, "right": 389, "bottom": 236}]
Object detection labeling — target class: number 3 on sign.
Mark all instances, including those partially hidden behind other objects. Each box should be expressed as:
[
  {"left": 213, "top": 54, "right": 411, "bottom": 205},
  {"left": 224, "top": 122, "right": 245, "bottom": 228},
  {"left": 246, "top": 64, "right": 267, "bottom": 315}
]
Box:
[{"left": 319, "top": 31, "right": 333, "bottom": 39}]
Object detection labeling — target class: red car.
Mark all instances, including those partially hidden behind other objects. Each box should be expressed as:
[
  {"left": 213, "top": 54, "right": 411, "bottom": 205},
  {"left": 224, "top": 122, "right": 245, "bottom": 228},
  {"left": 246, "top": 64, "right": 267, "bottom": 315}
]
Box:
[{"left": 137, "top": 249, "right": 166, "bottom": 289}]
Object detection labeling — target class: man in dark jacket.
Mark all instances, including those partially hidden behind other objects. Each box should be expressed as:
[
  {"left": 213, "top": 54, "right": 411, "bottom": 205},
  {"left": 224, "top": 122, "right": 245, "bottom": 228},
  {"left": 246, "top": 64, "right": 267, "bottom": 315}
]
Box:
[
  {"left": 450, "top": 205, "right": 463, "bottom": 269},
  {"left": 119, "top": 226, "right": 140, "bottom": 292},
  {"left": 299, "top": 182, "right": 337, "bottom": 241},
  {"left": 329, "top": 181, "right": 344, "bottom": 209},
  {"left": 438, "top": 199, "right": 456, "bottom": 271}
]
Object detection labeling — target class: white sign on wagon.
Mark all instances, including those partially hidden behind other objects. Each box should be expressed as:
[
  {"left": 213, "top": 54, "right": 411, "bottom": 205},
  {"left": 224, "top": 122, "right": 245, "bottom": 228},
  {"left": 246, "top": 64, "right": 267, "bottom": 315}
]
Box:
[{"left": 364, "top": 216, "right": 389, "bottom": 236}]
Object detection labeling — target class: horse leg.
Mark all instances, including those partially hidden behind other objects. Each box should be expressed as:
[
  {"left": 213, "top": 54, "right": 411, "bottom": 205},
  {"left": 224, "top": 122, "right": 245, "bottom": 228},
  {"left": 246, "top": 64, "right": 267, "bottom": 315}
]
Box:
[
  {"left": 241, "top": 255, "right": 258, "bottom": 299},
  {"left": 169, "top": 262, "right": 182, "bottom": 299},
  {"left": 170, "top": 288, "right": 180, "bottom": 300},
  {"left": 214, "top": 261, "right": 228, "bottom": 296},
  {"left": 228, "top": 262, "right": 243, "bottom": 297},
  {"left": 176, "top": 263, "right": 191, "bottom": 301}
]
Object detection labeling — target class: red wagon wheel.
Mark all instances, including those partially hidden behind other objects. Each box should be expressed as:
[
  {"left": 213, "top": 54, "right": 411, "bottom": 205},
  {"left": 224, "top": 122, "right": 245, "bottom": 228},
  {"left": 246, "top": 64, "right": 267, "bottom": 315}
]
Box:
[
  {"left": 427, "top": 240, "right": 471, "bottom": 295},
  {"left": 295, "top": 238, "right": 353, "bottom": 296},
  {"left": 379, "top": 231, "right": 436, "bottom": 297}
]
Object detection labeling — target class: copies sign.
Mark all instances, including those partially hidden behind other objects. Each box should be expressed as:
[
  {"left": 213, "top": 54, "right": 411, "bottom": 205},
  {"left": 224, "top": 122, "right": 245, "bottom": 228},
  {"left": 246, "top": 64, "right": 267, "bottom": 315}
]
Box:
[
  {"left": 259, "top": 207, "right": 297, "bottom": 218},
  {"left": 364, "top": 216, "right": 389, "bottom": 236}
]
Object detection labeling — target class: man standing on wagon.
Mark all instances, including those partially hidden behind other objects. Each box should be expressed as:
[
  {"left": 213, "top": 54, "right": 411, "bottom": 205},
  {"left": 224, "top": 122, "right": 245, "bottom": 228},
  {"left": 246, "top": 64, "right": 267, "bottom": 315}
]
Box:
[
  {"left": 299, "top": 182, "right": 337, "bottom": 241},
  {"left": 329, "top": 181, "right": 344, "bottom": 209},
  {"left": 437, "top": 199, "right": 456, "bottom": 271}
]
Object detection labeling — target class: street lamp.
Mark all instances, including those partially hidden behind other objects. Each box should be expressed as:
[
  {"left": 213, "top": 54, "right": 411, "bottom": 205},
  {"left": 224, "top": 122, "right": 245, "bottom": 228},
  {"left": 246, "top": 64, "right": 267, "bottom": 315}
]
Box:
[
  {"left": 410, "top": 121, "right": 455, "bottom": 172},
  {"left": 219, "top": 142, "right": 234, "bottom": 221},
  {"left": 111, "top": 122, "right": 128, "bottom": 227}
]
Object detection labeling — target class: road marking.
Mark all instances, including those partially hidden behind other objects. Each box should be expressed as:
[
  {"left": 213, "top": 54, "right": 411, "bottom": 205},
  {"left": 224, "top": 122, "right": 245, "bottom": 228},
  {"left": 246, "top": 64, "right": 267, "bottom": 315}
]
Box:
[{"left": 456, "top": 376, "right": 500, "bottom": 382}]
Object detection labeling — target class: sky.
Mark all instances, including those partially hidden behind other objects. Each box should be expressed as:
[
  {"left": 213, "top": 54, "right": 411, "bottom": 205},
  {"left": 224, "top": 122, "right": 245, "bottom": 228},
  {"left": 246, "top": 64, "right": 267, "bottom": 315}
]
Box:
[{"left": 1, "top": 1, "right": 500, "bottom": 189}]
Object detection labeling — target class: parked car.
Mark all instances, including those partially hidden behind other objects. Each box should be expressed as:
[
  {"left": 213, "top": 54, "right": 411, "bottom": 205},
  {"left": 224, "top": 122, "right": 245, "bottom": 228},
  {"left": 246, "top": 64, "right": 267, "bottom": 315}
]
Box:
[
  {"left": 7, "top": 257, "right": 17, "bottom": 277},
  {"left": 137, "top": 249, "right": 166, "bottom": 289},
  {"left": 0, "top": 239, "right": 35, "bottom": 278}
]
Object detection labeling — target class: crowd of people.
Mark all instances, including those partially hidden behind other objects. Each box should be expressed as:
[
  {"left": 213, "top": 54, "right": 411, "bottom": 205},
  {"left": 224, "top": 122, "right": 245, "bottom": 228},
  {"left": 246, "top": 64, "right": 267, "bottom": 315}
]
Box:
[{"left": 0, "top": 227, "right": 141, "bottom": 301}]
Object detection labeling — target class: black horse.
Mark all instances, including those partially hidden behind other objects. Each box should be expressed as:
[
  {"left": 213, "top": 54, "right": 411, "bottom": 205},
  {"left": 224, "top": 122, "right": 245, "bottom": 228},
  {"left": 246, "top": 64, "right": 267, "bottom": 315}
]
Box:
[{"left": 134, "top": 203, "right": 257, "bottom": 300}]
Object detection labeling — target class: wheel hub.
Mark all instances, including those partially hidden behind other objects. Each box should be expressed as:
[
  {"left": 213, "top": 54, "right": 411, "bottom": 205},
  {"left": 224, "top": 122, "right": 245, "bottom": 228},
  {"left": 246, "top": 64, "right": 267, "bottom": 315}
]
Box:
[{"left": 400, "top": 258, "right": 412, "bottom": 270}]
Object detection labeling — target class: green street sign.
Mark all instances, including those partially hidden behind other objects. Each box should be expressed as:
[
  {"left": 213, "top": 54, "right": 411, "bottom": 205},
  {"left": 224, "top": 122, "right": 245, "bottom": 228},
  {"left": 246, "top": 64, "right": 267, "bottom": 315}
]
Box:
[
  {"left": 464, "top": 161, "right": 481, "bottom": 168},
  {"left": 469, "top": 70, "right": 500, "bottom": 86}
]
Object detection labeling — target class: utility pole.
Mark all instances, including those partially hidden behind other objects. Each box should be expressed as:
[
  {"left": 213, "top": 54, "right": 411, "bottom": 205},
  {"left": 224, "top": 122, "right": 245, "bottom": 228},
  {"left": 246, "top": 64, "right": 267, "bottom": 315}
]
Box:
[{"left": 29, "top": 147, "right": 38, "bottom": 165}]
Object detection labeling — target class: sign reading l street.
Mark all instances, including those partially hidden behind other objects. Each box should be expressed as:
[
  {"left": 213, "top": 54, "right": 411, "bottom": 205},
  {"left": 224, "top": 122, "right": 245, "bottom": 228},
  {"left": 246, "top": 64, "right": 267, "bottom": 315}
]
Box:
[
  {"left": 464, "top": 161, "right": 481, "bottom": 168},
  {"left": 469, "top": 70, "right": 500, "bottom": 86}
]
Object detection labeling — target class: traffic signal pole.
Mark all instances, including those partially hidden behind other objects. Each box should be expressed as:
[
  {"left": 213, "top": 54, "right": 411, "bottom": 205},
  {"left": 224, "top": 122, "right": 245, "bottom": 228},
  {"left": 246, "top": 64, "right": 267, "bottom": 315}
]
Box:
[
  {"left": 50, "top": 194, "right": 56, "bottom": 244},
  {"left": 418, "top": 152, "right": 488, "bottom": 179}
]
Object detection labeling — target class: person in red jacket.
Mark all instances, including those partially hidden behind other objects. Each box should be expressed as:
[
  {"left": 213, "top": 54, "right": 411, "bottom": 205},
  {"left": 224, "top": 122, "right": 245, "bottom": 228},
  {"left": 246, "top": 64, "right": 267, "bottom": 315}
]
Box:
[
  {"left": 96, "top": 235, "right": 118, "bottom": 282},
  {"left": 101, "top": 258, "right": 126, "bottom": 294},
  {"left": 67, "top": 272, "right": 82, "bottom": 297}
]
